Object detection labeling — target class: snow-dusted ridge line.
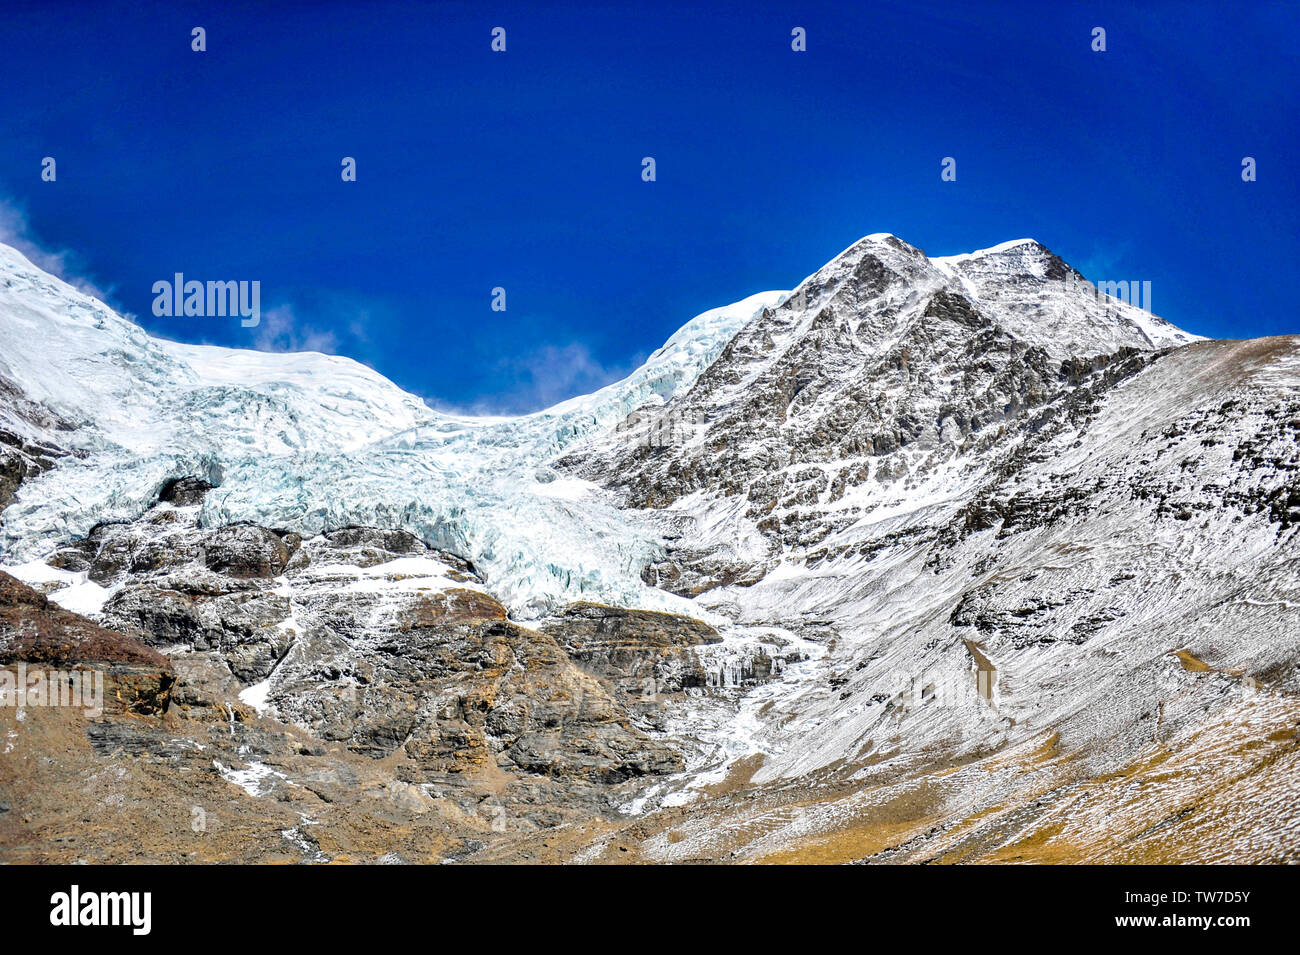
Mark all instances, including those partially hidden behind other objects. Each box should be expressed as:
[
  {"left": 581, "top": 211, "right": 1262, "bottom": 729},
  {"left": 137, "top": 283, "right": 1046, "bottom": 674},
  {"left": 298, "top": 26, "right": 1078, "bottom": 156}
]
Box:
[
  {"left": 0, "top": 236, "right": 789, "bottom": 614},
  {"left": 929, "top": 237, "right": 1040, "bottom": 264},
  {"left": 0, "top": 234, "right": 1199, "bottom": 615}
]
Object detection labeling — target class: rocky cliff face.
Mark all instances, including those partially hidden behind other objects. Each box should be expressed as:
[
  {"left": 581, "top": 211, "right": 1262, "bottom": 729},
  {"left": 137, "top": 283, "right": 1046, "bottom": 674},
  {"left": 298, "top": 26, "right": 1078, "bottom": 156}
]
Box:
[
  {"left": 0, "top": 570, "right": 173, "bottom": 716},
  {"left": 0, "top": 373, "right": 74, "bottom": 517},
  {"left": 564, "top": 236, "right": 1197, "bottom": 569},
  {"left": 1, "top": 234, "right": 1297, "bottom": 863},
  {"left": 548, "top": 237, "right": 1300, "bottom": 862},
  {"left": 1, "top": 476, "right": 716, "bottom": 861}
]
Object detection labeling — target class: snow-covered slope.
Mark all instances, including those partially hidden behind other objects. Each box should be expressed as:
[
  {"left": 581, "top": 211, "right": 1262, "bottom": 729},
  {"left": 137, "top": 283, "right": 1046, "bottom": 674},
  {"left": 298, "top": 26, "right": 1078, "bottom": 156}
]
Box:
[
  {"left": 0, "top": 230, "right": 1244, "bottom": 627},
  {"left": 3, "top": 231, "right": 1298, "bottom": 862},
  {"left": 0, "top": 239, "right": 783, "bottom": 614},
  {"left": 930, "top": 237, "right": 1198, "bottom": 354},
  {"left": 0, "top": 231, "right": 1224, "bottom": 620},
  {"left": 549, "top": 235, "right": 1299, "bottom": 857}
]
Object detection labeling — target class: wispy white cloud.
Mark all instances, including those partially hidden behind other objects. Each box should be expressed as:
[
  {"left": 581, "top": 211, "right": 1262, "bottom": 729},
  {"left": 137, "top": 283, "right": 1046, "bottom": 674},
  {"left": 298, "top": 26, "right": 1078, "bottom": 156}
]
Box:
[
  {"left": 252, "top": 304, "right": 341, "bottom": 354},
  {"left": 449, "top": 341, "right": 647, "bottom": 416},
  {"left": 248, "top": 292, "right": 383, "bottom": 370},
  {"left": 0, "top": 197, "right": 126, "bottom": 312},
  {"left": 1075, "top": 241, "right": 1134, "bottom": 282}
]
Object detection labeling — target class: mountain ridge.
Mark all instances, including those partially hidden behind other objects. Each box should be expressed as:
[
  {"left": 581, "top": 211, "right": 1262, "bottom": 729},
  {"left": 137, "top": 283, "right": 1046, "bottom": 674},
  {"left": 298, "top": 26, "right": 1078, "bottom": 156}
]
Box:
[
  {"left": 3, "top": 233, "right": 1298, "bottom": 863},
  {"left": 2, "top": 232, "right": 1198, "bottom": 615}
]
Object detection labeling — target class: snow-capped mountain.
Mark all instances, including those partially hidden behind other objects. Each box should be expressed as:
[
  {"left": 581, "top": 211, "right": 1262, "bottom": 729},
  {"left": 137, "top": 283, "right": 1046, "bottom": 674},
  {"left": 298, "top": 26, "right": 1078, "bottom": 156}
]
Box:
[
  {"left": 0, "top": 234, "right": 1197, "bottom": 616},
  {"left": 2, "top": 233, "right": 1297, "bottom": 864},
  {"left": 0, "top": 238, "right": 784, "bottom": 614},
  {"left": 556, "top": 235, "right": 1300, "bottom": 861}
]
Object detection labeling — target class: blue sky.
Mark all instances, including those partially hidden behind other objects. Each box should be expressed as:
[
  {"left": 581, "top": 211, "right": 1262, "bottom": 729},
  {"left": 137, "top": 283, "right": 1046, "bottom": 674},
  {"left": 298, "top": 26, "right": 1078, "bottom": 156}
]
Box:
[{"left": 0, "top": 0, "right": 1295, "bottom": 412}]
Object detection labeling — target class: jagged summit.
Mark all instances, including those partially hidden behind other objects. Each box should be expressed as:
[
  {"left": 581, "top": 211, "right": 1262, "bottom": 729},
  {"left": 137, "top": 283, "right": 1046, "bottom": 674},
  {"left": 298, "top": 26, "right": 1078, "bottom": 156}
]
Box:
[
  {"left": 934, "top": 236, "right": 1042, "bottom": 259},
  {"left": 2, "top": 233, "right": 1299, "bottom": 864},
  {"left": 0, "top": 233, "right": 1204, "bottom": 614},
  {"left": 790, "top": 232, "right": 1197, "bottom": 359}
]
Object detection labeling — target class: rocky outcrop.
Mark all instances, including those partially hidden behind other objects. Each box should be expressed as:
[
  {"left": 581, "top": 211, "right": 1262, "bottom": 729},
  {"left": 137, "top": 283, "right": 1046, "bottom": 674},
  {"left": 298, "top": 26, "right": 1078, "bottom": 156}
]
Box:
[
  {"left": 267, "top": 575, "right": 682, "bottom": 782},
  {"left": 0, "top": 374, "right": 73, "bottom": 516},
  {"left": 1, "top": 473, "right": 696, "bottom": 861},
  {"left": 0, "top": 571, "right": 166, "bottom": 668},
  {"left": 540, "top": 602, "right": 721, "bottom": 695},
  {"left": 157, "top": 476, "right": 213, "bottom": 506},
  {"left": 0, "top": 571, "right": 173, "bottom": 716},
  {"left": 36, "top": 482, "right": 688, "bottom": 786}
]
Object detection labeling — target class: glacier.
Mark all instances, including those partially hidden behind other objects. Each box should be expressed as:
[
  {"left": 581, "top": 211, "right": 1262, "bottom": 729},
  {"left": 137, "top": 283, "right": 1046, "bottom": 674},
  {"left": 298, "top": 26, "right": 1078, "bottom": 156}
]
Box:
[
  {"left": 0, "top": 232, "right": 1201, "bottom": 618},
  {"left": 0, "top": 239, "right": 786, "bottom": 616},
  {"left": 5, "top": 230, "right": 1299, "bottom": 864}
]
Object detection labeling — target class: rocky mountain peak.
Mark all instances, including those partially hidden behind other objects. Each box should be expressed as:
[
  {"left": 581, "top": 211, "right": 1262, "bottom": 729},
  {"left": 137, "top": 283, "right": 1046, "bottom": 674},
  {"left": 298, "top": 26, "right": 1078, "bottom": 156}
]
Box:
[
  {"left": 1, "top": 231, "right": 1298, "bottom": 863},
  {"left": 565, "top": 234, "right": 1199, "bottom": 528}
]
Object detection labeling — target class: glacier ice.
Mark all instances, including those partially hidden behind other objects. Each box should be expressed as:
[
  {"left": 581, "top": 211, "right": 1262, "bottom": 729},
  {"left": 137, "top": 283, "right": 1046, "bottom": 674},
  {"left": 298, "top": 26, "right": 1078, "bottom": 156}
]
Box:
[
  {"left": 0, "top": 230, "right": 1204, "bottom": 618},
  {"left": 0, "top": 239, "right": 786, "bottom": 616}
]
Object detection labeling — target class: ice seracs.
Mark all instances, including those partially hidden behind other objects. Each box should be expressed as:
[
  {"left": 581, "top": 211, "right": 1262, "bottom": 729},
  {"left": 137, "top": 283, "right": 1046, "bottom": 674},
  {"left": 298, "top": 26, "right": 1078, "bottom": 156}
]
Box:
[
  {"left": 0, "top": 237, "right": 783, "bottom": 615},
  {"left": 2, "top": 231, "right": 1298, "bottom": 863},
  {"left": 0, "top": 232, "right": 1198, "bottom": 617}
]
